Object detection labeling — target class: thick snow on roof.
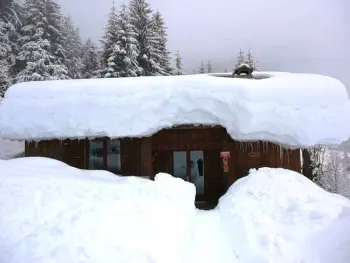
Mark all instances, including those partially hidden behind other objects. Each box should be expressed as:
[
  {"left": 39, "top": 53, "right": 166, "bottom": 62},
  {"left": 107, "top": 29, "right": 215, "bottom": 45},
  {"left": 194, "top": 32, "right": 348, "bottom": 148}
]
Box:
[
  {"left": 1, "top": 72, "right": 350, "bottom": 147},
  {"left": 1, "top": 158, "right": 350, "bottom": 262}
]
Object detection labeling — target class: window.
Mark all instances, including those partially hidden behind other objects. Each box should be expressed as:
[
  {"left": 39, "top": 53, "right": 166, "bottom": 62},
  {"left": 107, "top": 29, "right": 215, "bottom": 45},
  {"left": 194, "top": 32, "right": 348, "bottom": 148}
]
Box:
[
  {"left": 88, "top": 139, "right": 121, "bottom": 173},
  {"left": 107, "top": 140, "right": 121, "bottom": 173}
]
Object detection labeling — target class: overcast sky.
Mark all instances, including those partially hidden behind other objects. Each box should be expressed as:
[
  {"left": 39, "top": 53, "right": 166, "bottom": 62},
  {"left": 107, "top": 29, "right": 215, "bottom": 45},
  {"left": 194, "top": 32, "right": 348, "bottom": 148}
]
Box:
[{"left": 56, "top": 0, "right": 350, "bottom": 93}]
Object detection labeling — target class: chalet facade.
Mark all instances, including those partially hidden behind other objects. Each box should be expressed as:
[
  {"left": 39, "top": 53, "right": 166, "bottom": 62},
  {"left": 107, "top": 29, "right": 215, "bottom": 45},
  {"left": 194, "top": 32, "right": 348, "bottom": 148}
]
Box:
[
  {"left": 25, "top": 125, "right": 301, "bottom": 205},
  {"left": 2, "top": 72, "right": 347, "bottom": 206}
]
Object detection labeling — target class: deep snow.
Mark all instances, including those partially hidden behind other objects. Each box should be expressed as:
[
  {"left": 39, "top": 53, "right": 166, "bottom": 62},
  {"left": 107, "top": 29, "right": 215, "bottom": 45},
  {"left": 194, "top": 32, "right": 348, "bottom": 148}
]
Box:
[
  {"left": 0, "top": 137, "right": 24, "bottom": 159},
  {"left": 1, "top": 157, "right": 350, "bottom": 263},
  {"left": 1, "top": 72, "right": 350, "bottom": 147}
]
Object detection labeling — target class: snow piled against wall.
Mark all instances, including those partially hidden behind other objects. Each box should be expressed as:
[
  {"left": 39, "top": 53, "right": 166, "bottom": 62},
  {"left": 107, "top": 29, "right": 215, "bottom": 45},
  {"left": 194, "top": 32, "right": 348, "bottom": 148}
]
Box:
[
  {"left": 1, "top": 72, "right": 350, "bottom": 148},
  {"left": 1, "top": 158, "right": 350, "bottom": 263},
  {"left": 0, "top": 137, "right": 24, "bottom": 159}
]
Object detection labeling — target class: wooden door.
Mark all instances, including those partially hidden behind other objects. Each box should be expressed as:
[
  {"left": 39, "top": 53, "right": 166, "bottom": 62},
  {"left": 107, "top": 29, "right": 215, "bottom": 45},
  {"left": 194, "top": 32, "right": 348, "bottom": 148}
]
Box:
[
  {"left": 204, "top": 150, "right": 223, "bottom": 205},
  {"left": 153, "top": 150, "right": 173, "bottom": 178}
]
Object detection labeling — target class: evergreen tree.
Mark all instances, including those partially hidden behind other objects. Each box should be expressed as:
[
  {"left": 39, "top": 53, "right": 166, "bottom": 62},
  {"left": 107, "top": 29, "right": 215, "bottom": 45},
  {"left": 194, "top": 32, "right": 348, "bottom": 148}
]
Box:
[
  {"left": 152, "top": 10, "right": 172, "bottom": 75},
  {"left": 235, "top": 49, "right": 245, "bottom": 68},
  {"left": 0, "top": 1, "right": 24, "bottom": 78},
  {"left": 174, "top": 50, "right": 183, "bottom": 75},
  {"left": 0, "top": 19, "right": 13, "bottom": 66},
  {"left": 224, "top": 68, "right": 228, "bottom": 73},
  {"left": 199, "top": 61, "right": 205, "bottom": 74},
  {"left": 245, "top": 46, "right": 258, "bottom": 70},
  {"left": 81, "top": 39, "right": 100, "bottom": 78},
  {"left": 207, "top": 60, "right": 212, "bottom": 73},
  {"left": 101, "top": 0, "right": 119, "bottom": 77},
  {"left": 1, "top": 0, "right": 14, "bottom": 20},
  {"left": 107, "top": 2, "right": 139, "bottom": 77},
  {"left": 0, "top": 60, "right": 10, "bottom": 97},
  {"left": 16, "top": 0, "right": 69, "bottom": 82},
  {"left": 62, "top": 16, "right": 83, "bottom": 79},
  {"left": 129, "top": 0, "right": 163, "bottom": 76}
]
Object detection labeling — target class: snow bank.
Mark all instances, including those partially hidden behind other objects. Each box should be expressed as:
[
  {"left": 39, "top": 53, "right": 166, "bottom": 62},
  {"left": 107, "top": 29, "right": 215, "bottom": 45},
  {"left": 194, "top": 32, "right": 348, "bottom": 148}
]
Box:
[
  {"left": 0, "top": 158, "right": 196, "bottom": 263},
  {"left": 1, "top": 72, "right": 350, "bottom": 147},
  {"left": 0, "top": 137, "right": 24, "bottom": 159},
  {"left": 218, "top": 167, "right": 350, "bottom": 262},
  {"left": 1, "top": 158, "right": 350, "bottom": 263}
]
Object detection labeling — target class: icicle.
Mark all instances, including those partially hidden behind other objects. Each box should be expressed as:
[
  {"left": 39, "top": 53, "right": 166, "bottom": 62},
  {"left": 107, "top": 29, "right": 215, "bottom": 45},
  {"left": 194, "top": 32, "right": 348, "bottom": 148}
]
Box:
[{"left": 279, "top": 145, "right": 283, "bottom": 163}]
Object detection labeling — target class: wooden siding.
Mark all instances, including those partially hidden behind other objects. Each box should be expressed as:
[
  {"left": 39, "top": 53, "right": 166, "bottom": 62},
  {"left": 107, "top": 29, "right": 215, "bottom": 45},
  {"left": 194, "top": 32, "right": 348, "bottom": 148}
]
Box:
[
  {"left": 153, "top": 150, "right": 173, "bottom": 177},
  {"left": 63, "top": 140, "right": 87, "bottom": 169},
  {"left": 24, "top": 126, "right": 301, "bottom": 205},
  {"left": 140, "top": 137, "right": 152, "bottom": 178},
  {"left": 151, "top": 127, "right": 228, "bottom": 151},
  {"left": 25, "top": 139, "right": 88, "bottom": 169},
  {"left": 120, "top": 138, "right": 141, "bottom": 176},
  {"left": 25, "top": 140, "right": 65, "bottom": 161},
  {"left": 204, "top": 150, "right": 223, "bottom": 204}
]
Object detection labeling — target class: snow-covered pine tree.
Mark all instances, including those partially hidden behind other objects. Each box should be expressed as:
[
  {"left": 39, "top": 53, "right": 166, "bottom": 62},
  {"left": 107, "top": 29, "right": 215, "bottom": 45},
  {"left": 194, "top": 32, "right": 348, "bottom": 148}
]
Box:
[
  {"left": 101, "top": 1, "right": 120, "bottom": 78},
  {"left": 0, "top": 60, "right": 10, "bottom": 97},
  {"left": 0, "top": 0, "right": 24, "bottom": 79},
  {"left": 235, "top": 49, "right": 245, "bottom": 68},
  {"left": 81, "top": 38, "right": 101, "bottom": 79},
  {"left": 245, "top": 46, "right": 258, "bottom": 70},
  {"left": 207, "top": 60, "right": 212, "bottom": 73},
  {"left": 174, "top": 50, "right": 183, "bottom": 75},
  {"left": 106, "top": 2, "right": 139, "bottom": 77},
  {"left": 46, "top": 0, "right": 70, "bottom": 79},
  {"left": 152, "top": 10, "right": 172, "bottom": 75},
  {"left": 129, "top": 0, "right": 164, "bottom": 76},
  {"left": 199, "top": 61, "right": 205, "bottom": 74},
  {"left": 16, "top": 0, "right": 69, "bottom": 82},
  {"left": 62, "top": 16, "right": 84, "bottom": 79}
]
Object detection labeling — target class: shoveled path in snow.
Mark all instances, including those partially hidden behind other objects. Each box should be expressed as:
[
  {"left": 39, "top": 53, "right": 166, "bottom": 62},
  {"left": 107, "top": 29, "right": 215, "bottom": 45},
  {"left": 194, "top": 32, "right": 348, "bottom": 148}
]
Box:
[{"left": 188, "top": 209, "right": 239, "bottom": 263}]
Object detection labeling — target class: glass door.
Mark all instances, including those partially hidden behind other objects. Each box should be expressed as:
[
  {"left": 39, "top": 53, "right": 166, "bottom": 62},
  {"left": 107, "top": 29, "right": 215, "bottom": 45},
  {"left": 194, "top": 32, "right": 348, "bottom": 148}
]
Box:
[
  {"left": 190, "top": 151, "right": 205, "bottom": 201},
  {"left": 173, "top": 151, "right": 205, "bottom": 201}
]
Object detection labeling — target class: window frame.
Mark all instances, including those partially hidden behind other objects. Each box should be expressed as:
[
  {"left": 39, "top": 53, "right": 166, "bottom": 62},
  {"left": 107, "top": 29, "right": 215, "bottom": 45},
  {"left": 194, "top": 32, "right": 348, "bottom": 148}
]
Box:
[{"left": 88, "top": 138, "right": 121, "bottom": 174}]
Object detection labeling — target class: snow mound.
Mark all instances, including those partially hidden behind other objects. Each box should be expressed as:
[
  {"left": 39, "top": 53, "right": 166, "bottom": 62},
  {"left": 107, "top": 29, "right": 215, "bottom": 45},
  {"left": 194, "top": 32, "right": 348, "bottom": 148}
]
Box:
[
  {"left": 0, "top": 137, "right": 24, "bottom": 159},
  {"left": 1, "top": 72, "right": 350, "bottom": 147},
  {"left": 1, "top": 158, "right": 350, "bottom": 263},
  {"left": 218, "top": 167, "right": 350, "bottom": 262},
  {"left": 0, "top": 158, "right": 196, "bottom": 263}
]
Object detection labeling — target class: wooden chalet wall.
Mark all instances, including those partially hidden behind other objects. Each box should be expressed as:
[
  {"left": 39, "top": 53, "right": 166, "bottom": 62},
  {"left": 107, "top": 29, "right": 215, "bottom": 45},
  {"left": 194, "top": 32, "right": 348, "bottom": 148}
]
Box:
[
  {"left": 25, "top": 127, "right": 301, "bottom": 187},
  {"left": 25, "top": 139, "right": 87, "bottom": 169}
]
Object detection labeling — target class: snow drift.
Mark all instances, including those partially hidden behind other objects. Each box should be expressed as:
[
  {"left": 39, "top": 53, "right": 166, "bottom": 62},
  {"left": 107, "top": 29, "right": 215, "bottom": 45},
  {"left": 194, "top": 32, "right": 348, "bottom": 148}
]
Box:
[
  {"left": 0, "top": 72, "right": 350, "bottom": 147},
  {"left": 1, "top": 157, "right": 350, "bottom": 263}
]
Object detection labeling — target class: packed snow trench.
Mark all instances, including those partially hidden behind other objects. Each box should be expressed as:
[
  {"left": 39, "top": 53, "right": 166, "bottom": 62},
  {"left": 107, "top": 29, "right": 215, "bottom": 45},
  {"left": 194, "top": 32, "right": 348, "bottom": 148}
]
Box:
[{"left": 1, "top": 158, "right": 350, "bottom": 263}]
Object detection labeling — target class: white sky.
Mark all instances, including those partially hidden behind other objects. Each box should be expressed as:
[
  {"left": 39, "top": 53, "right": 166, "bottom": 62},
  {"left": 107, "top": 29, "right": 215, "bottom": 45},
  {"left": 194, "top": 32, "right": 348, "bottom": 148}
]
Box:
[{"left": 57, "top": 0, "right": 350, "bottom": 94}]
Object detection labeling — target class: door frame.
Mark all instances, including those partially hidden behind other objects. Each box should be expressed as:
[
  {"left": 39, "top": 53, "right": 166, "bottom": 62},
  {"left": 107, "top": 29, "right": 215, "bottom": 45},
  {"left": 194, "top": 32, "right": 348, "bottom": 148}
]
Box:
[{"left": 153, "top": 150, "right": 206, "bottom": 202}]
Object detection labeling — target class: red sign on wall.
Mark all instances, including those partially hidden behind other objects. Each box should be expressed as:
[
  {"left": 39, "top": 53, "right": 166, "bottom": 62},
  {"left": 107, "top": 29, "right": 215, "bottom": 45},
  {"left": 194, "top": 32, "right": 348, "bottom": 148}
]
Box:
[{"left": 220, "top": 151, "right": 231, "bottom": 158}]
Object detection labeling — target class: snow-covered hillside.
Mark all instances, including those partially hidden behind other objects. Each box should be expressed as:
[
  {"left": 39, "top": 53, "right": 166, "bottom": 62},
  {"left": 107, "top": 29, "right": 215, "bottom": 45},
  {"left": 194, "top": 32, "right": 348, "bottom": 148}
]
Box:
[{"left": 1, "top": 157, "right": 349, "bottom": 263}]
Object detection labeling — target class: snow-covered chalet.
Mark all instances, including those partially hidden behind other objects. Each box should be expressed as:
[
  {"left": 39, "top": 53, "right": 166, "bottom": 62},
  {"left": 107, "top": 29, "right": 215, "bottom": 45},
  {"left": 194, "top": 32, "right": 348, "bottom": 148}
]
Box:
[{"left": 1, "top": 72, "right": 350, "bottom": 205}]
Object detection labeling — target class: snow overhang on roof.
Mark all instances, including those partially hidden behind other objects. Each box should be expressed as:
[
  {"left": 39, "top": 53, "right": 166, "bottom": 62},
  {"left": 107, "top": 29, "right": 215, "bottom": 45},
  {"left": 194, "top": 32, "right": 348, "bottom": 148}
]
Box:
[{"left": 0, "top": 72, "right": 350, "bottom": 148}]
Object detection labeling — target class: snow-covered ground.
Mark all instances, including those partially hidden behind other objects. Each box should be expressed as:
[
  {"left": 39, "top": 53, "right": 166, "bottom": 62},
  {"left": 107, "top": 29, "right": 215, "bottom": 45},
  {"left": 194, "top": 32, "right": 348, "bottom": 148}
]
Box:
[
  {"left": 1, "top": 157, "right": 350, "bottom": 263},
  {"left": 0, "top": 137, "right": 24, "bottom": 159}
]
